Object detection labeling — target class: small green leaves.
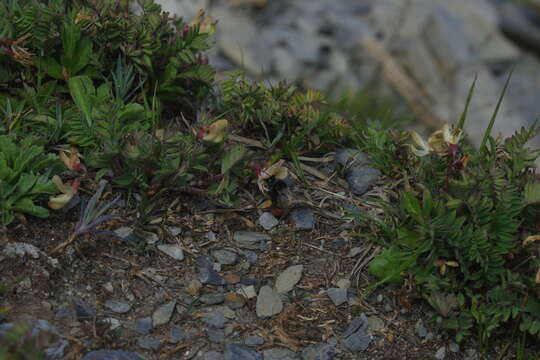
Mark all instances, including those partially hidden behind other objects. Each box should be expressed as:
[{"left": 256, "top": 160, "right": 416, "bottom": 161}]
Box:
[
  {"left": 368, "top": 247, "right": 406, "bottom": 283},
  {"left": 221, "top": 144, "right": 245, "bottom": 174},
  {"left": 524, "top": 181, "right": 540, "bottom": 205},
  {"left": 0, "top": 135, "right": 60, "bottom": 227}
]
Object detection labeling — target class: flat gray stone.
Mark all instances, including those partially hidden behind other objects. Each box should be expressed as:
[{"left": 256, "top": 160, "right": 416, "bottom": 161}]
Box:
[
  {"left": 104, "top": 300, "right": 131, "bottom": 314},
  {"left": 207, "top": 327, "right": 226, "bottom": 343},
  {"left": 212, "top": 249, "right": 238, "bottom": 265},
  {"left": 423, "top": 6, "right": 475, "bottom": 70},
  {"left": 435, "top": 346, "right": 446, "bottom": 360},
  {"left": 72, "top": 298, "right": 95, "bottom": 321},
  {"left": 81, "top": 350, "right": 144, "bottom": 360},
  {"left": 157, "top": 244, "right": 184, "bottom": 261},
  {"left": 234, "top": 231, "right": 271, "bottom": 251},
  {"left": 202, "top": 310, "right": 228, "bottom": 328},
  {"left": 256, "top": 286, "right": 283, "bottom": 318},
  {"left": 301, "top": 343, "right": 336, "bottom": 360},
  {"left": 326, "top": 288, "right": 348, "bottom": 306},
  {"left": 263, "top": 347, "right": 299, "bottom": 360},
  {"left": 205, "top": 352, "right": 225, "bottom": 360},
  {"left": 342, "top": 315, "right": 371, "bottom": 352},
  {"left": 275, "top": 265, "right": 303, "bottom": 293},
  {"left": 335, "top": 149, "right": 370, "bottom": 167},
  {"left": 199, "top": 266, "right": 226, "bottom": 286},
  {"left": 224, "top": 344, "right": 263, "bottom": 360},
  {"left": 134, "top": 317, "right": 152, "bottom": 335},
  {"left": 200, "top": 293, "right": 225, "bottom": 305},
  {"left": 245, "top": 335, "right": 265, "bottom": 346},
  {"left": 290, "top": 208, "right": 315, "bottom": 230},
  {"left": 152, "top": 301, "right": 176, "bottom": 326},
  {"left": 169, "top": 325, "right": 185, "bottom": 344},
  {"left": 367, "top": 316, "right": 384, "bottom": 332},
  {"left": 346, "top": 166, "right": 381, "bottom": 195},
  {"left": 137, "top": 336, "right": 161, "bottom": 351},
  {"left": 259, "top": 212, "right": 279, "bottom": 230}
]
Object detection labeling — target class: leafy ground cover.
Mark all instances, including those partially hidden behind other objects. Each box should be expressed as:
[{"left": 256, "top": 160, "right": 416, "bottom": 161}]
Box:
[{"left": 1, "top": 1, "right": 540, "bottom": 359}]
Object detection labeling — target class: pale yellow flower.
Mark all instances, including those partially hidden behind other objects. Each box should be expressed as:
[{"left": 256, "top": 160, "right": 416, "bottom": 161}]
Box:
[{"left": 410, "top": 124, "right": 462, "bottom": 157}]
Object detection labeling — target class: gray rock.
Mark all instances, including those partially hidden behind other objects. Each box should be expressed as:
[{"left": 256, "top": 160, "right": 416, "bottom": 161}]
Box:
[
  {"left": 335, "top": 149, "right": 370, "bottom": 167},
  {"left": 499, "top": 3, "right": 540, "bottom": 54},
  {"left": 414, "top": 320, "right": 430, "bottom": 339},
  {"left": 72, "top": 298, "right": 95, "bottom": 320},
  {"left": 301, "top": 343, "right": 336, "bottom": 360},
  {"left": 234, "top": 231, "right": 271, "bottom": 251},
  {"left": 205, "top": 352, "right": 225, "bottom": 360},
  {"left": 435, "top": 346, "right": 446, "bottom": 360},
  {"left": 104, "top": 300, "right": 131, "bottom": 314},
  {"left": 152, "top": 301, "right": 176, "bottom": 326},
  {"left": 45, "top": 339, "right": 69, "bottom": 359},
  {"left": 349, "top": 247, "right": 363, "bottom": 257},
  {"left": 346, "top": 166, "right": 381, "bottom": 195},
  {"left": 199, "top": 266, "right": 226, "bottom": 286},
  {"left": 342, "top": 314, "right": 371, "bottom": 352},
  {"left": 224, "top": 344, "right": 263, "bottom": 360},
  {"left": 212, "top": 249, "right": 238, "bottom": 265},
  {"left": 423, "top": 6, "right": 475, "bottom": 71},
  {"left": 213, "top": 7, "right": 270, "bottom": 75},
  {"left": 207, "top": 327, "right": 226, "bottom": 343},
  {"left": 137, "top": 336, "right": 161, "bottom": 351},
  {"left": 102, "top": 317, "right": 122, "bottom": 331},
  {"left": 326, "top": 288, "right": 348, "bottom": 306},
  {"left": 168, "top": 226, "right": 182, "bottom": 236},
  {"left": 81, "top": 350, "right": 144, "bottom": 360},
  {"left": 330, "top": 239, "right": 347, "bottom": 249},
  {"left": 263, "top": 347, "right": 298, "bottom": 360},
  {"left": 202, "top": 310, "right": 228, "bottom": 328},
  {"left": 449, "top": 342, "right": 459, "bottom": 353},
  {"left": 290, "top": 208, "right": 315, "bottom": 230},
  {"left": 256, "top": 286, "right": 283, "bottom": 318},
  {"left": 114, "top": 227, "right": 137, "bottom": 242},
  {"left": 245, "top": 335, "right": 265, "bottom": 346},
  {"left": 275, "top": 265, "right": 304, "bottom": 293},
  {"left": 134, "top": 317, "right": 152, "bottom": 335},
  {"left": 367, "top": 316, "right": 384, "bottom": 332},
  {"left": 196, "top": 255, "right": 214, "bottom": 268},
  {"left": 259, "top": 212, "right": 279, "bottom": 230},
  {"left": 169, "top": 325, "right": 185, "bottom": 344},
  {"left": 242, "top": 250, "right": 258, "bottom": 264},
  {"left": 336, "top": 279, "right": 351, "bottom": 289},
  {"left": 2, "top": 242, "right": 59, "bottom": 268},
  {"left": 157, "top": 244, "right": 184, "bottom": 261},
  {"left": 200, "top": 293, "right": 225, "bottom": 305}
]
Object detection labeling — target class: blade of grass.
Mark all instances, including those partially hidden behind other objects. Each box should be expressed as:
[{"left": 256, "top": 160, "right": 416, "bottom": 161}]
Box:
[
  {"left": 480, "top": 69, "right": 513, "bottom": 152},
  {"left": 456, "top": 74, "right": 477, "bottom": 131}
]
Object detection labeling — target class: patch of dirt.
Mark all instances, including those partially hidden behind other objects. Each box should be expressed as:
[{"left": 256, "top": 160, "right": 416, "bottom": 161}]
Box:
[{"left": 0, "top": 169, "right": 503, "bottom": 360}]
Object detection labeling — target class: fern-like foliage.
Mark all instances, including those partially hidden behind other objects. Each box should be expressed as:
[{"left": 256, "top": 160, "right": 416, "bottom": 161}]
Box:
[{"left": 368, "top": 123, "right": 540, "bottom": 344}]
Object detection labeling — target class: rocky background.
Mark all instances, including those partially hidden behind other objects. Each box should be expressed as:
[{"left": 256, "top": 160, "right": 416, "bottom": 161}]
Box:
[{"left": 156, "top": 0, "right": 540, "bottom": 149}]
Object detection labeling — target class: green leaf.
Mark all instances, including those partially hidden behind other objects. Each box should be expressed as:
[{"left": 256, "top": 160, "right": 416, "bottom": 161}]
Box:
[
  {"left": 70, "top": 37, "right": 93, "bottom": 75},
  {"left": 12, "top": 198, "right": 49, "bottom": 218},
  {"left": 524, "top": 181, "right": 540, "bottom": 205},
  {"left": 68, "top": 76, "right": 95, "bottom": 126},
  {"left": 480, "top": 69, "right": 512, "bottom": 151},
  {"left": 456, "top": 75, "right": 477, "bottom": 131},
  {"left": 95, "top": 168, "right": 109, "bottom": 182},
  {"left": 402, "top": 191, "right": 422, "bottom": 219},
  {"left": 36, "top": 56, "right": 64, "bottom": 80},
  {"left": 368, "top": 247, "right": 405, "bottom": 283},
  {"left": 221, "top": 144, "right": 246, "bottom": 174}
]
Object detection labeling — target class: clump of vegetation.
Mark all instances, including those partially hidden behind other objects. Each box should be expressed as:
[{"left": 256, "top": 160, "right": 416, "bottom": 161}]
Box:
[
  {"left": 1, "top": 1, "right": 539, "bottom": 355},
  {"left": 0, "top": 134, "right": 61, "bottom": 228},
  {"left": 364, "top": 76, "right": 540, "bottom": 354}
]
